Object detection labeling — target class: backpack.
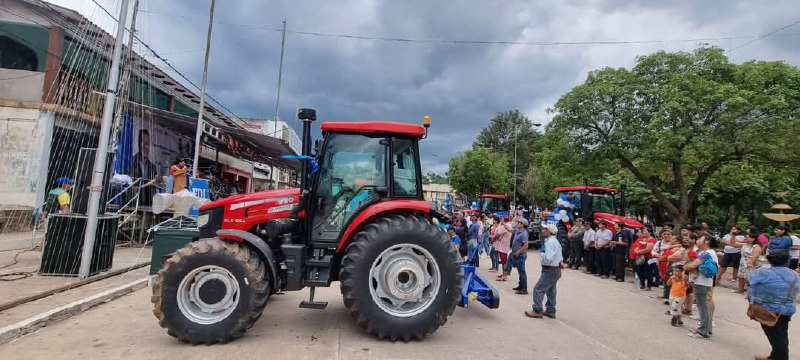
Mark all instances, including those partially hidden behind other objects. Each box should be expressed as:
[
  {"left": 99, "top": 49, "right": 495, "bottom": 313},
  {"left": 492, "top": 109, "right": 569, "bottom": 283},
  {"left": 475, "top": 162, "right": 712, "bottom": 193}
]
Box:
[{"left": 698, "top": 252, "right": 719, "bottom": 278}]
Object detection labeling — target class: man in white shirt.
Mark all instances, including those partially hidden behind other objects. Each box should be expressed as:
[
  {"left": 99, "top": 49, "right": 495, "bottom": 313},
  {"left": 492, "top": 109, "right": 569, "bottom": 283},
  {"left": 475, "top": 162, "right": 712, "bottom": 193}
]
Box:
[
  {"left": 718, "top": 226, "right": 744, "bottom": 282},
  {"left": 525, "top": 224, "right": 564, "bottom": 319},
  {"left": 594, "top": 222, "right": 614, "bottom": 278},
  {"left": 583, "top": 224, "right": 597, "bottom": 274}
]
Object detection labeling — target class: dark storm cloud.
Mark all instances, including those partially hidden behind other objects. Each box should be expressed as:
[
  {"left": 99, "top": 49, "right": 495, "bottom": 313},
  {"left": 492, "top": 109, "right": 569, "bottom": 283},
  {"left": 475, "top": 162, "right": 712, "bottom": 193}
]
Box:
[{"left": 53, "top": 0, "right": 800, "bottom": 173}]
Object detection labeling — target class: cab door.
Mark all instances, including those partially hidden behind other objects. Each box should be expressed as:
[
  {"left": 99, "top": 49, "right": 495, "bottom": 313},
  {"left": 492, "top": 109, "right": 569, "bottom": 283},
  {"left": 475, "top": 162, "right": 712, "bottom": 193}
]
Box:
[{"left": 309, "top": 133, "right": 388, "bottom": 243}]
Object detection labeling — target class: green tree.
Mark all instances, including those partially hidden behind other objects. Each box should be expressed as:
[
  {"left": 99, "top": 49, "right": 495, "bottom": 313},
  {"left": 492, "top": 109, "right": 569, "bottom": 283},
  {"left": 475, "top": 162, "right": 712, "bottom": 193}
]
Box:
[
  {"left": 422, "top": 172, "right": 448, "bottom": 184},
  {"left": 548, "top": 47, "right": 800, "bottom": 228},
  {"left": 473, "top": 110, "right": 542, "bottom": 203},
  {"left": 448, "top": 148, "right": 510, "bottom": 197}
]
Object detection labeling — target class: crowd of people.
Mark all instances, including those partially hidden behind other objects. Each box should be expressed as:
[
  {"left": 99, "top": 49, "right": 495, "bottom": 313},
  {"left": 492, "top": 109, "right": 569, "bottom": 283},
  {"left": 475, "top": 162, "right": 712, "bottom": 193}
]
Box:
[
  {"left": 436, "top": 210, "right": 800, "bottom": 360},
  {"left": 563, "top": 219, "right": 799, "bottom": 359}
]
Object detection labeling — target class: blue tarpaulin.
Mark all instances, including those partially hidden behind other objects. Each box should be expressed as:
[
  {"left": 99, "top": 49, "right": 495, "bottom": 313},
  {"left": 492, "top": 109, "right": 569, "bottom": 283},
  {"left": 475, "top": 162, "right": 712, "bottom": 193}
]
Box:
[{"left": 113, "top": 114, "right": 134, "bottom": 174}]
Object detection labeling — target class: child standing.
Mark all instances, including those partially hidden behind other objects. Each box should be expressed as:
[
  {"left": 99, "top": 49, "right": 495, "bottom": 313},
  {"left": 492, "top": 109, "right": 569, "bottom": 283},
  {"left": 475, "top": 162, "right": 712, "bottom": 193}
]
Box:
[
  {"left": 448, "top": 227, "right": 462, "bottom": 254},
  {"left": 667, "top": 264, "right": 689, "bottom": 327}
]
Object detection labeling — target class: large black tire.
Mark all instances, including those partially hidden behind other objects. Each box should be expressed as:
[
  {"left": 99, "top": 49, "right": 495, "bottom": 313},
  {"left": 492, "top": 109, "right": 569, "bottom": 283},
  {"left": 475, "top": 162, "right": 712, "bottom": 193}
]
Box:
[
  {"left": 151, "top": 239, "right": 270, "bottom": 344},
  {"left": 339, "top": 214, "right": 462, "bottom": 341}
]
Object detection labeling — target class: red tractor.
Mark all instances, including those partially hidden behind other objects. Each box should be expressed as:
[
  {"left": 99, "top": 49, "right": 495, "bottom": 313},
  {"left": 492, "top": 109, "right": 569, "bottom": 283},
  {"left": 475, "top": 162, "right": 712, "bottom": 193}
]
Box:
[
  {"left": 152, "top": 110, "right": 463, "bottom": 344},
  {"left": 550, "top": 185, "right": 644, "bottom": 253}
]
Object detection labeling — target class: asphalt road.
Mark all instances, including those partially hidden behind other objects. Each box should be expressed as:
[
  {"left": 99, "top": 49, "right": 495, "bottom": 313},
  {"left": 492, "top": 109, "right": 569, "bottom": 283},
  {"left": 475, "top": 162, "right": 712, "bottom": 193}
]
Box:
[{"left": 1, "top": 251, "right": 797, "bottom": 360}]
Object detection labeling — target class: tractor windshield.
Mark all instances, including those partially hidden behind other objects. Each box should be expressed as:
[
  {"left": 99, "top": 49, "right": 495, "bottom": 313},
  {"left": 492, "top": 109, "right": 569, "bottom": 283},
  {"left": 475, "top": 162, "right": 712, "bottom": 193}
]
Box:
[
  {"left": 588, "top": 192, "right": 616, "bottom": 214},
  {"left": 479, "top": 197, "right": 507, "bottom": 214}
]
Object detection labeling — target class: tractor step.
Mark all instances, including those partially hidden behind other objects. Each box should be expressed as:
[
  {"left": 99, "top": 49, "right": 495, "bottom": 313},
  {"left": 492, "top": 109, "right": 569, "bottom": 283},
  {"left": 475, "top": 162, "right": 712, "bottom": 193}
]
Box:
[
  {"left": 299, "top": 300, "right": 328, "bottom": 309},
  {"left": 299, "top": 287, "right": 327, "bottom": 309}
]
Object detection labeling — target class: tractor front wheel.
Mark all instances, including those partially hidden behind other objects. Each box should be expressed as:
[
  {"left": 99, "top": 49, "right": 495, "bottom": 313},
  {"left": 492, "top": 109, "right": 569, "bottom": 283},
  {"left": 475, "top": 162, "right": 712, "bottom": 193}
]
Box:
[
  {"left": 151, "top": 239, "right": 269, "bottom": 344},
  {"left": 339, "top": 214, "right": 462, "bottom": 341}
]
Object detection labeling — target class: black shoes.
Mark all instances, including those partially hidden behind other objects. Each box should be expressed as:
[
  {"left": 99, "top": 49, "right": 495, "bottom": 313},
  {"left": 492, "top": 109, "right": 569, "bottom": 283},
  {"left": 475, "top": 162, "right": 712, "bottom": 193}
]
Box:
[
  {"left": 515, "top": 290, "right": 529, "bottom": 295},
  {"left": 543, "top": 312, "right": 556, "bottom": 319}
]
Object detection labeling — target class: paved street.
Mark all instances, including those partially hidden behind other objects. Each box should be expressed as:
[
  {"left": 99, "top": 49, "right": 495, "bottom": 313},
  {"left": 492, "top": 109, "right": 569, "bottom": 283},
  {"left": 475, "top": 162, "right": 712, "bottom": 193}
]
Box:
[{"left": 1, "top": 251, "right": 797, "bottom": 360}]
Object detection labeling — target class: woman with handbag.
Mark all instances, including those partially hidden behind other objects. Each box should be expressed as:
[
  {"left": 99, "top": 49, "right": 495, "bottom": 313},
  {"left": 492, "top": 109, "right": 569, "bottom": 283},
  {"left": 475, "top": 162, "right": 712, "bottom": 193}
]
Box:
[
  {"left": 631, "top": 228, "right": 657, "bottom": 290},
  {"left": 748, "top": 249, "right": 799, "bottom": 360}
]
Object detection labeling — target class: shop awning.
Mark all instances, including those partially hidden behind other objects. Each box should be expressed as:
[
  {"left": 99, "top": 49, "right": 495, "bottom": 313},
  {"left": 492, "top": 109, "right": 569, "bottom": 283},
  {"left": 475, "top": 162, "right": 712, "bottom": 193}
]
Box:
[{"left": 147, "top": 108, "right": 301, "bottom": 171}]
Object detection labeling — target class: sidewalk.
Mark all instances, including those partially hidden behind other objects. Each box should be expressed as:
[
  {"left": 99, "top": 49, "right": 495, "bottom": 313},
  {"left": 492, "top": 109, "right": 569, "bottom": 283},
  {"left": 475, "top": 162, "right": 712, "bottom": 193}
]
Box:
[
  {"left": 0, "top": 231, "right": 44, "bottom": 251},
  {"left": 0, "top": 245, "right": 152, "bottom": 328}
]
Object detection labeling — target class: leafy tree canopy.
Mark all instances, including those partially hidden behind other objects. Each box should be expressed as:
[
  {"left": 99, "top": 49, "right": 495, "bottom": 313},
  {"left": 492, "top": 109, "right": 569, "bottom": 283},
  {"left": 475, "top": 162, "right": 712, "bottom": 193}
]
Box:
[
  {"left": 547, "top": 47, "right": 800, "bottom": 227},
  {"left": 448, "top": 148, "right": 510, "bottom": 198}
]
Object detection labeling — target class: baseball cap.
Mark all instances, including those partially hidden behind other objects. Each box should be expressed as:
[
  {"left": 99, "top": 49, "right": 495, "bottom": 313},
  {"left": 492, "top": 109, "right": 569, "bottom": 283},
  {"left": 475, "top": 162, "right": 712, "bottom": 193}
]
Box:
[
  {"left": 516, "top": 218, "right": 529, "bottom": 227},
  {"left": 542, "top": 223, "right": 558, "bottom": 234},
  {"left": 56, "top": 177, "right": 75, "bottom": 185}
]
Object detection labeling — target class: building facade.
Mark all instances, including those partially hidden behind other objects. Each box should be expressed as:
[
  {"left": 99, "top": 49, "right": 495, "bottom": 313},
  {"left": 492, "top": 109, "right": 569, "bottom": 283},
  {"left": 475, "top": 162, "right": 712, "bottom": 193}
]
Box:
[{"left": 0, "top": 0, "right": 295, "bottom": 230}]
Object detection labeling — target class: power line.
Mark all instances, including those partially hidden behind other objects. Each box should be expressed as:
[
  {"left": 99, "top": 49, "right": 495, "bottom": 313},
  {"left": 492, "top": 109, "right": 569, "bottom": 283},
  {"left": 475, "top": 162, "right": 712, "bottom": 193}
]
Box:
[
  {"left": 281, "top": 30, "right": 772, "bottom": 47},
  {"left": 115, "top": 8, "right": 800, "bottom": 48},
  {"left": 727, "top": 18, "right": 800, "bottom": 53}
]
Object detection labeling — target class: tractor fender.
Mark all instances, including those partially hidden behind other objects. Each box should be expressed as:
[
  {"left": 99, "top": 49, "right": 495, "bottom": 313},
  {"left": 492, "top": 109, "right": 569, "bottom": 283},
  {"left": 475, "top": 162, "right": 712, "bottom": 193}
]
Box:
[
  {"left": 216, "top": 229, "right": 279, "bottom": 290},
  {"left": 336, "top": 200, "right": 432, "bottom": 253}
]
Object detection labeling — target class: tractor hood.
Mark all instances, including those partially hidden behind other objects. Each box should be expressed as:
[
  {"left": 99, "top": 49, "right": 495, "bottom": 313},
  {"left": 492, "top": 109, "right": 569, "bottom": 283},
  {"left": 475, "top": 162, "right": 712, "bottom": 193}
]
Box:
[
  {"left": 593, "top": 212, "right": 644, "bottom": 229},
  {"left": 198, "top": 188, "right": 301, "bottom": 211}
]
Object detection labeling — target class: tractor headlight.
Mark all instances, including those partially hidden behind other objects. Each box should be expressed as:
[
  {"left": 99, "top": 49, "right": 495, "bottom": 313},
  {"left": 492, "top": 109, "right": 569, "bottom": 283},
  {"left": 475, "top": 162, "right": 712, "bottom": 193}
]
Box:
[{"left": 197, "top": 214, "right": 210, "bottom": 228}]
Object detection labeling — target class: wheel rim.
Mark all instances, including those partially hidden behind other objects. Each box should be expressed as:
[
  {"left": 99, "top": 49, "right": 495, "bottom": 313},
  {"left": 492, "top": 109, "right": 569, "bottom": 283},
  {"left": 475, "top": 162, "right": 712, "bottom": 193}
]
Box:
[
  {"left": 369, "top": 243, "right": 441, "bottom": 318},
  {"left": 176, "top": 265, "right": 241, "bottom": 325}
]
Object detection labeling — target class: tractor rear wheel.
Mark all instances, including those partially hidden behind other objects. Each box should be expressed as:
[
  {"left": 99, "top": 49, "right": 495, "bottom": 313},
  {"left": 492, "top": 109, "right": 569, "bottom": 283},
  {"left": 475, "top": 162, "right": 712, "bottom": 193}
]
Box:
[
  {"left": 151, "top": 238, "right": 269, "bottom": 344},
  {"left": 339, "top": 214, "right": 462, "bottom": 341}
]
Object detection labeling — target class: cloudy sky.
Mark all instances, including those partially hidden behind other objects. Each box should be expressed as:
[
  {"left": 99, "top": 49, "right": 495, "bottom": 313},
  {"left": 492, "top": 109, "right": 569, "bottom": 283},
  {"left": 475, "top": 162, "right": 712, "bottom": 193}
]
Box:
[{"left": 49, "top": 0, "right": 800, "bottom": 174}]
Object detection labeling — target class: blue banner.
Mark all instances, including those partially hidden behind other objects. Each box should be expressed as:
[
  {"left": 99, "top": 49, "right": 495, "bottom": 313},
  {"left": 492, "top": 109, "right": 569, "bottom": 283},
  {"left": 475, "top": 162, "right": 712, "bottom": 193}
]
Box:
[
  {"left": 113, "top": 113, "right": 134, "bottom": 174},
  {"left": 189, "top": 178, "right": 210, "bottom": 200}
]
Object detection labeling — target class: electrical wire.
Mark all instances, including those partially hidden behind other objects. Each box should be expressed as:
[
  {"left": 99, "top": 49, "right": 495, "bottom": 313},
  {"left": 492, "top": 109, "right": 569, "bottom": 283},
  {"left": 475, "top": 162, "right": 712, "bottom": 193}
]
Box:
[
  {"left": 84, "top": 0, "right": 248, "bottom": 129},
  {"left": 727, "top": 18, "right": 800, "bottom": 53},
  {"left": 116, "top": 8, "right": 800, "bottom": 48}
]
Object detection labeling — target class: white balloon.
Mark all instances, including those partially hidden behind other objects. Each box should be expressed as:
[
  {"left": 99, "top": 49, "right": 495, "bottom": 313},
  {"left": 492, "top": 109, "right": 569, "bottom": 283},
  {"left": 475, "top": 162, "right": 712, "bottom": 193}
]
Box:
[
  {"left": 554, "top": 213, "right": 562, "bottom": 221},
  {"left": 559, "top": 209, "right": 567, "bottom": 217}
]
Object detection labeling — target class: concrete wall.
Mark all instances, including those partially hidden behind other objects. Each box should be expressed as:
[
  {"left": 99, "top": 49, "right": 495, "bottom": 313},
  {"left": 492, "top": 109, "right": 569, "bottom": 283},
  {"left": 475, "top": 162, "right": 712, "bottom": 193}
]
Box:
[
  {"left": 0, "top": 106, "right": 50, "bottom": 208},
  {"left": 0, "top": 69, "right": 44, "bottom": 102}
]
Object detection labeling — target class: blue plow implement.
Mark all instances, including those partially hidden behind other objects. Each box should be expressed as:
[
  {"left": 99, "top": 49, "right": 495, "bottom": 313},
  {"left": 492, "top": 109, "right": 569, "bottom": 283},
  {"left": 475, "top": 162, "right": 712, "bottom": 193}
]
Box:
[{"left": 459, "top": 245, "right": 500, "bottom": 309}]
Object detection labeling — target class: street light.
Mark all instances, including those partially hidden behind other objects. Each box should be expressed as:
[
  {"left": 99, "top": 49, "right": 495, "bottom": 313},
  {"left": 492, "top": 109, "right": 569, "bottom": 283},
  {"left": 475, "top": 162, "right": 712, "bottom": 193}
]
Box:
[{"left": 512, "top": 122, "right": 542, "bottom": 210}]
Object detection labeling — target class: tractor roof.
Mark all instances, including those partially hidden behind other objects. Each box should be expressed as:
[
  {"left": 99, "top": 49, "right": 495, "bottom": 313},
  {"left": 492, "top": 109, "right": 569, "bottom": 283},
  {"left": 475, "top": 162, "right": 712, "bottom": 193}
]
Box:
[
  {"left": 478, "top": 194, "right": 506, "bottom": 199},
  {"left": 320, "top": 121, "right": 425, "bottom": 138},
  {"left": 555, "top": 186, "right": 617, "bottom": 193}
]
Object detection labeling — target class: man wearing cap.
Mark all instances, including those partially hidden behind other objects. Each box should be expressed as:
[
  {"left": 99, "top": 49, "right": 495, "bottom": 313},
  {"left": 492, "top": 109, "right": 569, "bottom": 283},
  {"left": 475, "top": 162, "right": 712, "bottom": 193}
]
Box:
[
  {"left": 510, "top": 218, "right": 530, "bottom": 294},
  {"left": 526, "top": 223, "right": 564, "bottom": 319},
  {"left": 48, "top": 177, "right": 74, "bottom": 214}
]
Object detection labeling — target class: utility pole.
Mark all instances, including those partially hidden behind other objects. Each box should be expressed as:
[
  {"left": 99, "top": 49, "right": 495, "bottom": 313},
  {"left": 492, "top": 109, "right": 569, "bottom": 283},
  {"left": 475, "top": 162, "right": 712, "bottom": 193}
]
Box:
[
  {"left": 268, "top": 19, "right": 286, "bottom": 189},
  {"left": 192, "top": 0, "right": 216, "bottom": 178},
  {"left": 79, "top": 0, "right": 130, "bottom": 278},
  {"left": 512, "top": 121, "right": 518, "bottom": 211},
  {"left": 110, "top": 0, "right": 139, "bottom": 151}
]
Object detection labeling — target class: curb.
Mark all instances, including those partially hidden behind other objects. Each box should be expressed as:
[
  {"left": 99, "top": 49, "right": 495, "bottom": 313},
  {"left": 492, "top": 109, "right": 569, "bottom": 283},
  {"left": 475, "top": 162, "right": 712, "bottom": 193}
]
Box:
[{"left": 0, "top": 277, "right": 148, "bottom": 346}]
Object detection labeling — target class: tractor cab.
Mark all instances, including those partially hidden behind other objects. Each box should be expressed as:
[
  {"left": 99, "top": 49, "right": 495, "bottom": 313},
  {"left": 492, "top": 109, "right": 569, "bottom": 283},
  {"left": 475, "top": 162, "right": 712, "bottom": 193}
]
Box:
[
  {"left": 306, "top": 122, "right": 424, "bottom": 246},
  {"left": 553, "top": 185, "right": 643, "bottom": 235},
  {"left": 476, "top": 194, "right": 508, "bottom": 217}
]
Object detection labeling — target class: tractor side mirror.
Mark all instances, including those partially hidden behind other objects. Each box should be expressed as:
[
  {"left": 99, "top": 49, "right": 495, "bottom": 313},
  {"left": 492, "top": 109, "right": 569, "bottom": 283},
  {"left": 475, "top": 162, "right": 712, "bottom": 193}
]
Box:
[{"left": 374, "top": 186, "right": 388, "bottom": 198}]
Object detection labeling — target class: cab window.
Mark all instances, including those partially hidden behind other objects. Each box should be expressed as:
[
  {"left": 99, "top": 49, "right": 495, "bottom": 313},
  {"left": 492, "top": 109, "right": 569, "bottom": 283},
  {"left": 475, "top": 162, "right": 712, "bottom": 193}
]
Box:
[{"left": 391, "top": 138, "right": 419, "bottom": 196}]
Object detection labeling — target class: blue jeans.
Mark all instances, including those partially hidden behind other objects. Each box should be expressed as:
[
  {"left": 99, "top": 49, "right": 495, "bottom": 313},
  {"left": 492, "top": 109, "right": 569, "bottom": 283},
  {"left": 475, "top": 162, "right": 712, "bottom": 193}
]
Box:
[
  {"left": 511, "top": 254, "right": 528, "bottom": 291},
  {"left": 634, "top": 263, "right": 652, "bottom": 287},
  {"left": 481, "top": 236, "right": 491, "bottom": 256},
  {"left": 468, "top": 240, "right": 479, "bottom": 267},
  {"left": 533, "top": 267, "right": 562, "bottom": 314},
  {"left": 693, "top": 284, "right": 713, "bottom": 337},
  {"left": 489, "top": 247, "right": 498, "bottom": 270}
]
